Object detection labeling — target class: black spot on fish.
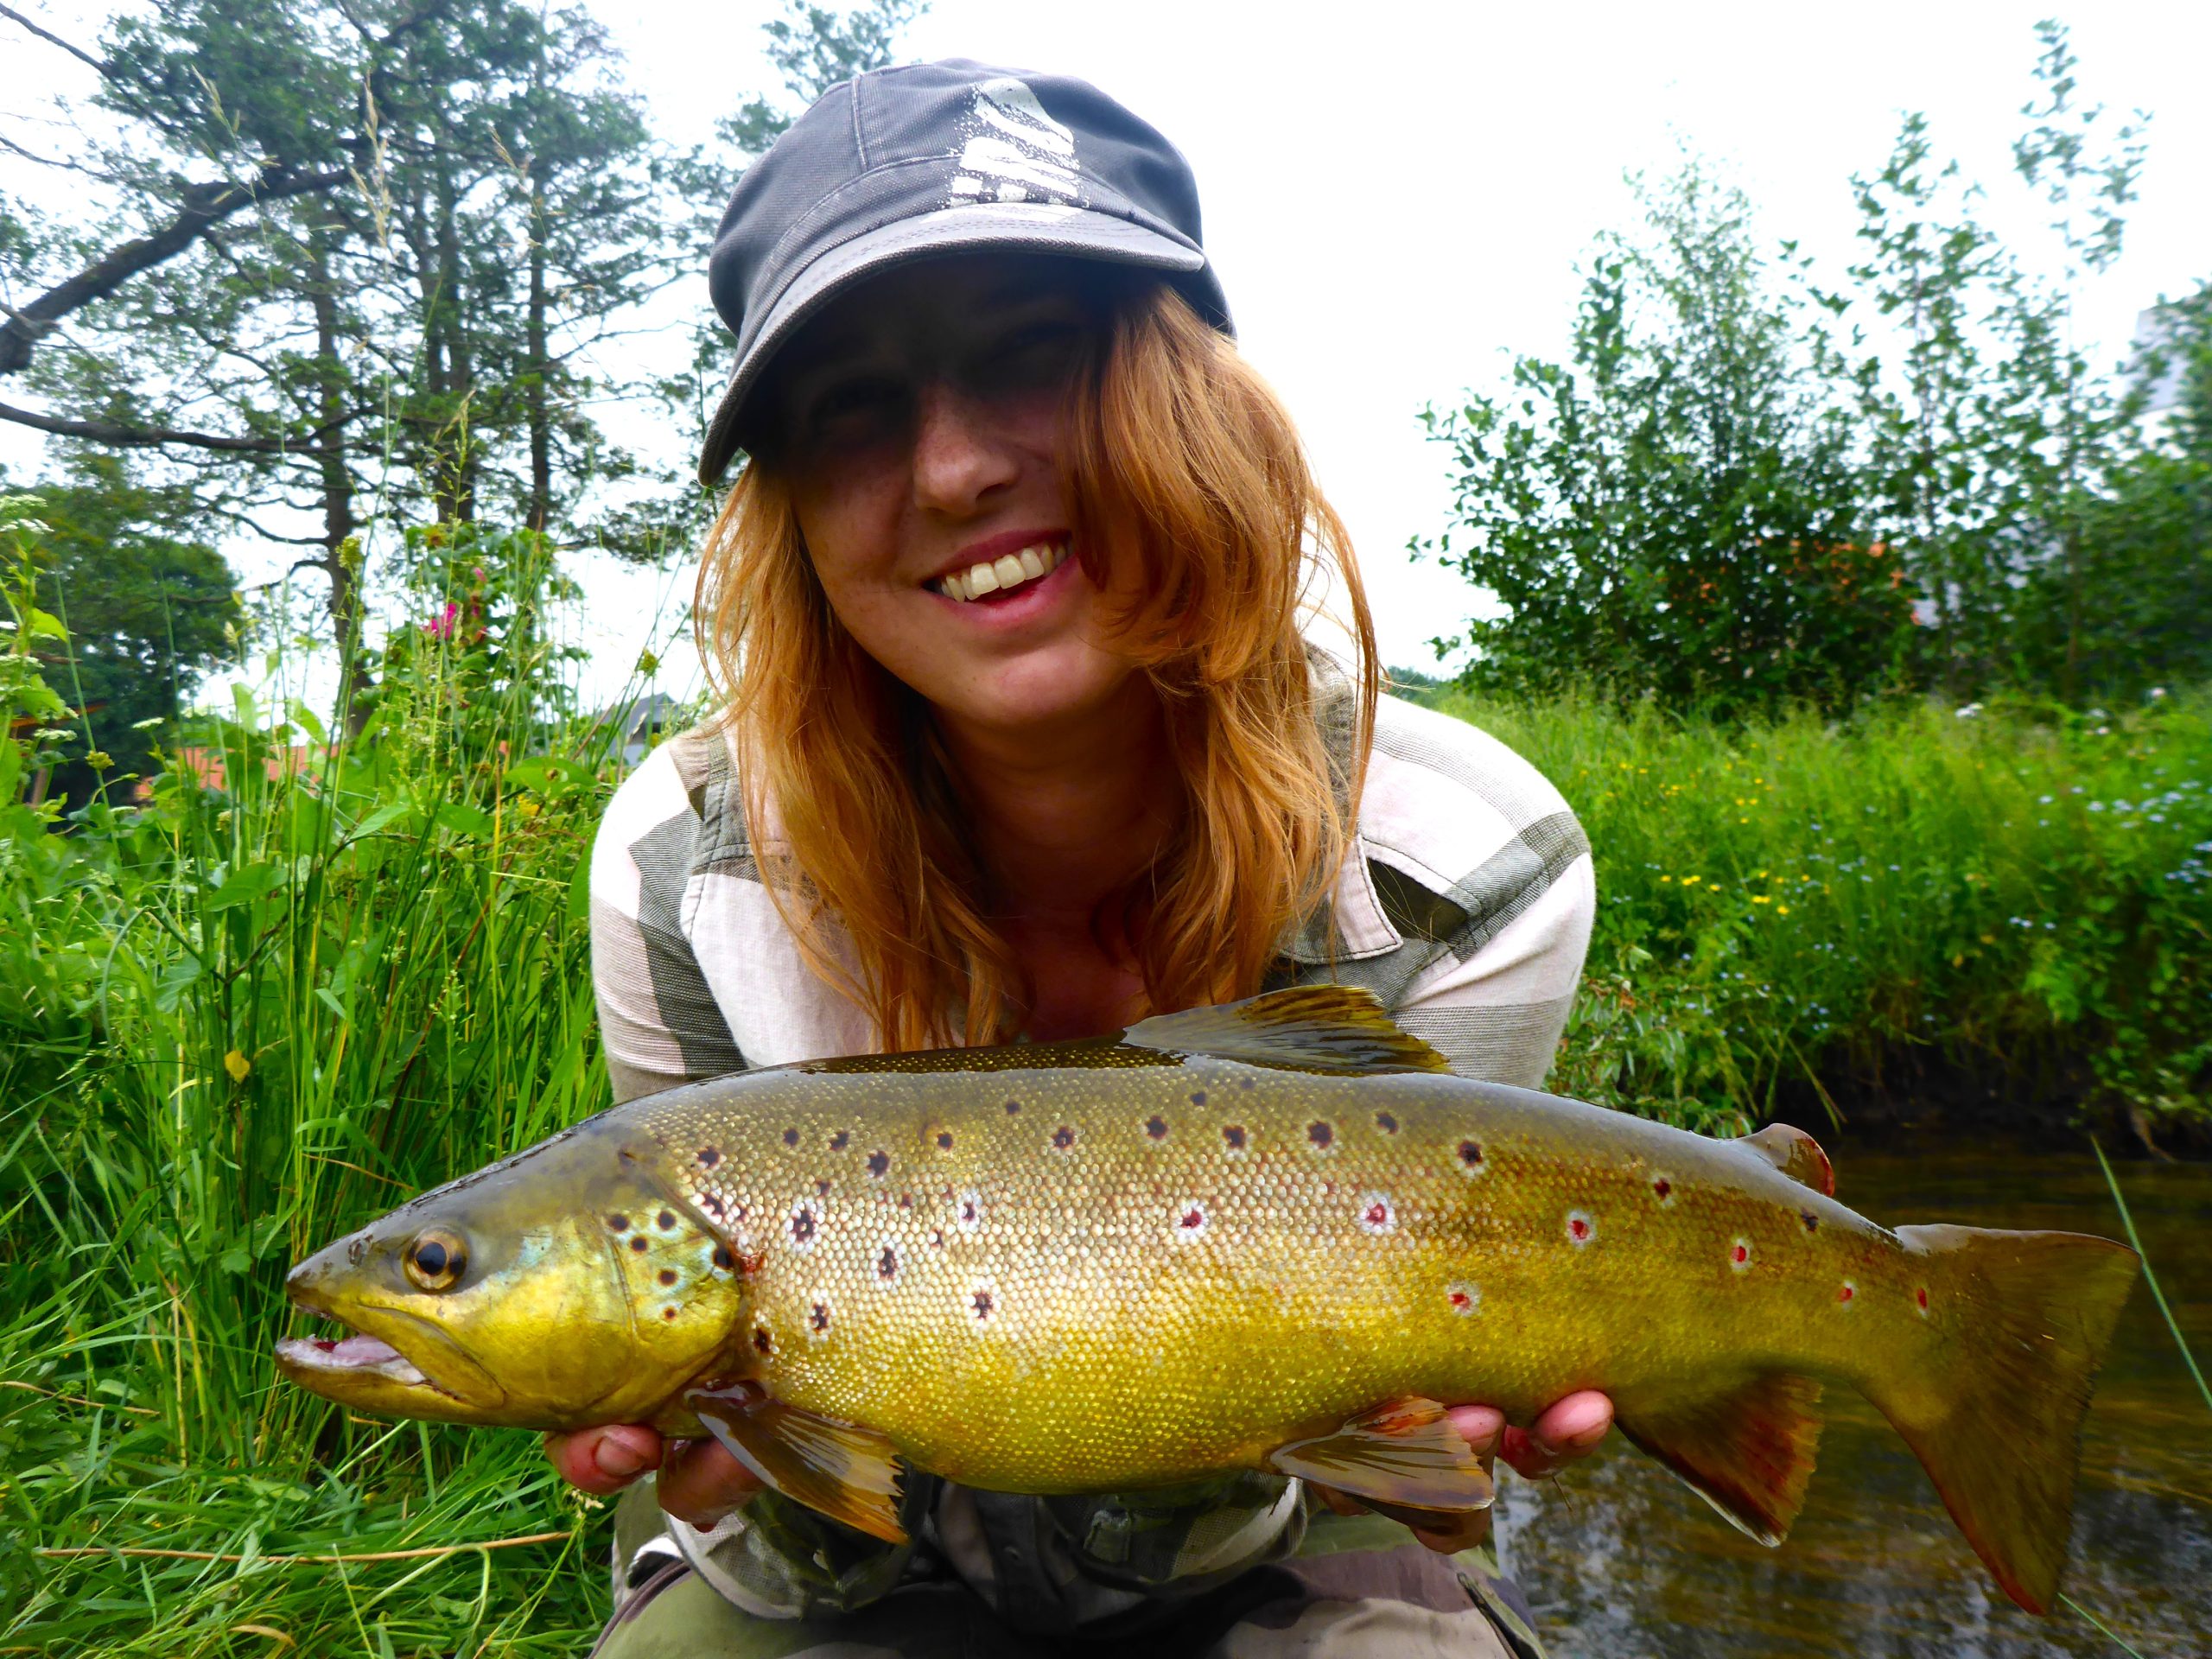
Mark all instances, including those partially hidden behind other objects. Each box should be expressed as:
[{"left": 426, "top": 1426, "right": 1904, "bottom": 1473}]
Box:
[
  {"left": 753, "top": 1325, "right": 772, "bottom": 1355},
  {"left": 782, "top": 1128, "right": 799, "bottom": 1147},
  {"left": 701, "top": 1193, "right": 725, "bottom": 1220},
  {"left": 663, "top": 1306, "right": 678, "bottom": 1320},
  {"left": 1458, "top": 1139, "right": 1484, "bottom": 1171},
  {"left": 712, "top": 1245, "right": 734, "bottom": 1271},
  {"left": 790, "top": 1205, "right": 817, "bottom": 1245},
  {"left": 1145, "top": 1116, "right": 1169, "bottom": 1141},
  {"left": 629, "top": 1236, "right": 649, "bottom": 1254},
  {"left": 829, "top": 1129, "right": 849, "bottom": 1152},
  {"left": 658, "top": 1268, "right": 677, "bottom": 1287},
  {"left": 1004, "top": 1099, "right": 1021, "bottom": 1115},
  {"left": 1307, "top": 1121, "right": 1334, "bottom": 1149},
  {"left": 878, "top": 1244, "right": 899, "bottom": 1280},
  {"left": 867, "top": 1150, "right": 891, "bottom": 1179},
  {"left": 1375, "top": 1111, "right": 1399, "bottom": 1135},
  {"left": 810, "top": 1303, "right": 830, "bottom": 1333},
  {"left": 347, "top": 1237, "right": 366, "bottom": 1266},
  {"left": 657, "top": 1211, "right": 676, "bottom": 1230},
  {"left": 1052, "top": 1126, "right": 1076, "bottom": 1150},
  {"left": 899, "top": 1192, "right": 914, "bottom": 1209},
  {"left": 606, "top": 1214, "right": 629, "bottom": 1232},
  {"left": 972, "top": 1287, "right": 995, "bottom": 1320},
  {"left": 1189, "top": 1090, "right": 1206, "bottom": 1106},
  {"left": 1224, "top": 1124, "right": 1247, "bottom": 1151},
  {"left": 937, "top": 1130, "right": 954, "bottom": 1151},
  {"left": 816, "top": 1178, "right": 831, "bottom": 1197},
  {"left": 697, "top": 1147, "right": 720, "bottom": 1168},
  {"left": 1802, "top": 1210, "right": 1820, "bottom": 1233},
  {"left": 930, "top": 1229, "right": 944, "bottom": 1249}
]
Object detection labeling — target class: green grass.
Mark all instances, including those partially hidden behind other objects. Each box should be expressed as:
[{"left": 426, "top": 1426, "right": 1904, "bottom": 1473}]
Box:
[
  {"left": 1, "top": 499, "right": 2206, "bottom": 1652},
  {"left": 1421, "top": 685, "right": 2212, "bottom": 1139}
]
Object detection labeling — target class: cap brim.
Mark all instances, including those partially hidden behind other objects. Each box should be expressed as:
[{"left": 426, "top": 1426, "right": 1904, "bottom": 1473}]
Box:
[{"left": 698, "top": 201, "right": 1219, "bottom": 485}]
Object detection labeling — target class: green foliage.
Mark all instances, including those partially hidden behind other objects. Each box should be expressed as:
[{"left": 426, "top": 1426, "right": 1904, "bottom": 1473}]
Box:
[
  {"left": 1417, "top": 685, "right": 2212, "bottom": 1138},
  {"left": 1422, "top": 22, "right": 2207, "bottom": 715},
  {"left": 0, "top": 512, "right": 634, "bottom": 1652},
  {"left": 1417, "top": 164, "right": 1910, "bottom": 718}
]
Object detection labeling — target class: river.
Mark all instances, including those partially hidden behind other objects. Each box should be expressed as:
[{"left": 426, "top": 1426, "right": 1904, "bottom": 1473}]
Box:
[{"left": 1492, "top": 1142, "right": 2212, "bottom": 1658}]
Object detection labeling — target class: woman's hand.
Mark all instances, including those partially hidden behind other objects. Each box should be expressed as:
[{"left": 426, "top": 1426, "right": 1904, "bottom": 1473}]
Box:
[
  {"left": 544, "top": 1425, "right": 765, "bottom": 1528},
  {"left": 1310, "top": 1390, "right": 1615, "bottom": 1554}
]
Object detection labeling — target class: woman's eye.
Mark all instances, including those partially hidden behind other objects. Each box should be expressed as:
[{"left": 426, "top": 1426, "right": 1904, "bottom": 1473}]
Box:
[
  {"left": 804, "top": 377, "right": 906, "bottom": 434},
  {"left": 973, "top": 323, "right": 1084, "bottom": 391}
]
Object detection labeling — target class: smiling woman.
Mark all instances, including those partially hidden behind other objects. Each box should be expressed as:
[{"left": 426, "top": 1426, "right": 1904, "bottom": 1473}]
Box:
[{"left": 560, "top": 56, "right": 1605, "bottom": 1659}]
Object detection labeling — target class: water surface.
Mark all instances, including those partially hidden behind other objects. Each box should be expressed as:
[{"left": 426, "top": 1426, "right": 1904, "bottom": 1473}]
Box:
[{"left": 1493, "top": 1143, "right": 2211, "bottom": 1658}]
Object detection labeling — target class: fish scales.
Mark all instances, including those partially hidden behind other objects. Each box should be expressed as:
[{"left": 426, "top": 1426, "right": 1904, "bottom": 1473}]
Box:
[
  {"left": 277, "top": 987, "right": 2139, "bottom": 1617},
  {"left": 642, "top": 1058, "right": 1899, "bottom": 1492}
]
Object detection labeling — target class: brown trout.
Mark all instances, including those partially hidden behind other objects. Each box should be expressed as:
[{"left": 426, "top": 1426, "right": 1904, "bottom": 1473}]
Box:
[{"left": 279, "top": 988, "right": 2137, "bottom": 1614}]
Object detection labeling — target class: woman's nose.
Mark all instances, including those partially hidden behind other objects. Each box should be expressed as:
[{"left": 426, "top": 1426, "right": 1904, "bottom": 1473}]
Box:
[{"left": 910, "top": 380, "right": 1020, "bottom": 516}]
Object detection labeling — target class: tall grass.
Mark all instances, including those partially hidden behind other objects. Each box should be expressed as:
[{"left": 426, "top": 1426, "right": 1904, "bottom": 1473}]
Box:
[
  {"left": 1425, "top": 686, "right": 2212, "bottom": 1140},
  {"left": 2, "top": 491, "right": 2205, "bottom": 1653},
  {"left": 1, "top": 516, "right": 637, "bottom": 1651}
]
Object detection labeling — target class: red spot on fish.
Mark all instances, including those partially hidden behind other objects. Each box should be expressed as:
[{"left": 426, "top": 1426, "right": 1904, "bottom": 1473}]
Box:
[
  {"left": 867, "top": 1150, "right": 890, "bottom": 1179},
  {"left": 1375, "top": 1111, "right": 1399, "bottom": 1135},
  {"left": 1916, "top": 1287, "right": 1929, "bottom": 1314},
  {"left": 1052, "top": 1126, "right": 1076, "bottom": 1151},
  {"left": 829, "top": 1130, "right": 849, "bottom": 1152},
  {"left": 1307, "top": 1121, "right": 1334, "bottom": 1150},
  {"left": 1357, "top": 1192, "right": 1395, "bottom": 1236},
  {"left": 1175, "top": 1203, "right": 1209, "bottom": 1240},
  {"left": 1446, "top": 1281, "right": 1479, "bottom": 1316},
  {"left": 1145, "top": 1116, "right": 1169, "bottom": 1141},
  {"left": 1837, "top": 1281, "right": 1857, "bottom": 1305},
  {"left": 782, "top": 1128, "right": 799, "bottom": 1147},
  {"left": 697, "top": 1147, "right": 720, "bottom": 1168},
  {"left": 1223, "top": 1125, "right": 1247, "bottom": 1151},
  {"left": 1730, "top": 1239, "right": 1752, "bottom": 1271},
  {"left": 1567, "top": 1211, "right": 1594, "bottom": 1245},
  {"left": 1457, "top": 1140, "right": 1485, "bottom": 1173},
  {"left": 1651, "top": 1177, "right": 1673, "bottom": 1202}
]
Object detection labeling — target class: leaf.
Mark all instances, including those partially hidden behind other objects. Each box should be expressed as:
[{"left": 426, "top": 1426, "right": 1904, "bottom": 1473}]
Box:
[{"left": 434, "top": 801, "right": 495, "bottom": 840}]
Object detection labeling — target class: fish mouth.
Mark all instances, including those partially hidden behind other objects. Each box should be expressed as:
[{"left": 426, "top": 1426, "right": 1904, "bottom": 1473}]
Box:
[{"left": 275, "top": 1312, "right": 511, "bottom": 1424}]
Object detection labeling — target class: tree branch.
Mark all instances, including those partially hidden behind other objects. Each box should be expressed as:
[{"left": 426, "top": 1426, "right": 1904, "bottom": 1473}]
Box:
[
  {"left": 0, "top": 3, "right": 108, "bottom": 79},
  {"left": 0, "top": 163, "right": 349, "bottom": 375},
  {"left": 0, "top": 398, "right": 295, "bottom": 454}
]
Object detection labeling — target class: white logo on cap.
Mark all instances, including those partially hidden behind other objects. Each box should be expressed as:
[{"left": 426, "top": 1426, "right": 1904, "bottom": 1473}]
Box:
[{"left": 946, "top": 78, "right": 1084, "bottom": 208}]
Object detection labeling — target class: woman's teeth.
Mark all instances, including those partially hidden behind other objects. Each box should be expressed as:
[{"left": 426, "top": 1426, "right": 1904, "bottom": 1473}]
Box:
[{"left": 934, "top": 542, "right": 1069, "bottom": 601}]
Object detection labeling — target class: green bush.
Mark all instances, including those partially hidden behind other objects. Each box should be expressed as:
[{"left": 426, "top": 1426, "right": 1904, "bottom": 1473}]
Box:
[{"left": 1421, "top": 684, "right": 2212, "bottom": 1139}]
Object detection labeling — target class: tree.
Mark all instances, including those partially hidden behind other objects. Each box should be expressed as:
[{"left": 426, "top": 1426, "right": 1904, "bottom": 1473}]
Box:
[{"left": 1416, "top": 163, "right": 1909, "bottom": 717}]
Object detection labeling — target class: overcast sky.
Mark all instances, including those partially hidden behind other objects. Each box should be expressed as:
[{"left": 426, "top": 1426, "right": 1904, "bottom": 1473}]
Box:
[{"left": 8, "top": 2, "right": 2210, "bottom": 708}]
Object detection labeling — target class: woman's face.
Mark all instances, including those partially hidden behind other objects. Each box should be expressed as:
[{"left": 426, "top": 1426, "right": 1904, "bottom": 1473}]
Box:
[{"left": 761, "top": 254, "right": 1139, "bottom": 741}]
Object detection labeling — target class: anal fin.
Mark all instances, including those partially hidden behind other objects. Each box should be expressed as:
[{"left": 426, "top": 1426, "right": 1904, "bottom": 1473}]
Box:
[
  {"left": 689, "top": 1386, "right": 906, "bottom": 1544},
  {"left": 1271, "top": 1396, "right": 1494, "bottom": 1516},
  {"left": 1616, "top": 1372, "right": 1823, "bottom": 1546}
]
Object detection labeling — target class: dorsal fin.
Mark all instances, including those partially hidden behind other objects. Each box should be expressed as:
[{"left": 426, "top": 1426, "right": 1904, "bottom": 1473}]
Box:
[
  {"left": 1736, "top": 1124, "right": 1835, "bottom": 1196},
  {"left": 1122, "top": 988, "right": 1452, "bottom": 1076}
]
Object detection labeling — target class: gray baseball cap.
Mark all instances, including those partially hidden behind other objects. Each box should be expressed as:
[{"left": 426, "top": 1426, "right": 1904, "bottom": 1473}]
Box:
[{"left": 698, "top": 59, "right": 1233, "bottom": 484}]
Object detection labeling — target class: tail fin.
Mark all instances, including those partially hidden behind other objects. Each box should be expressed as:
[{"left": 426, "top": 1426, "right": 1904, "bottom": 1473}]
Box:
[{"left": 1862, "top": 1224, "right": 2138, "bottom": 1615}]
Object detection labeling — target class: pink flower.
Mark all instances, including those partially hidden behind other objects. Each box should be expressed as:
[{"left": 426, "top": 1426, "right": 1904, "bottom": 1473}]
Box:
[{"left": 423, "top": 601, "right": 461, "bottom": 640}]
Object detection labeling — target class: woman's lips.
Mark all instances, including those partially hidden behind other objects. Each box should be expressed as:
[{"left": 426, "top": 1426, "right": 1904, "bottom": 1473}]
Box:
[{"left": 931, "top": 538, "right": 1070, "bottom": 603}]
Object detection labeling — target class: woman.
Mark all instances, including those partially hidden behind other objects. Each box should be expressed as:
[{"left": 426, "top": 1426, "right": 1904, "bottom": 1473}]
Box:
[{"left": 553, "top": 59, "right": 1610, "bottom": 1659}]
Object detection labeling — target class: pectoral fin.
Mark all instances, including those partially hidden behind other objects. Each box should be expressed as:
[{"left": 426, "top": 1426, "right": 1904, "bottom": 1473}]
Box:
[
  {"left": 1615, "top": 1372, "right": 1823, "bottom": 1546},
  {"left": 688, "top": 1386, "right": 906, "bottom": 1544},
  {"left": 1270, "top": 1396, "right": 1494, "bottom": 1515}
]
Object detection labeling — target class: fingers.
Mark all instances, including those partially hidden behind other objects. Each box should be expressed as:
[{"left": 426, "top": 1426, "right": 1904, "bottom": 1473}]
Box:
[
  {"left": 544, "top": 1424, "right": 663, "bottom": 1495},
  {"left": 654, "top": 1435, "right": 766, "bottom": 1529},
  {"left": 1498, "top": 1389, "right": 1614, "bottom": 1481}
]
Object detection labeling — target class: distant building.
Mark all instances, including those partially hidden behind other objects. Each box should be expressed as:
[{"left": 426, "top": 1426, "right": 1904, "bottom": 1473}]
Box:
[
  {"left": 2129, "top": 303, "right": 2192, "bottom": 448},
  {"left": 594, "top": 691, "right": 688, "bottom": 766}
]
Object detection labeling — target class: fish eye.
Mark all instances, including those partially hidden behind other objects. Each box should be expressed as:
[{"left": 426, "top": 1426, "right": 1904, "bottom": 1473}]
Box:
[{"left": 404, "top": 1228, "right": 467, "bottom": 1292}]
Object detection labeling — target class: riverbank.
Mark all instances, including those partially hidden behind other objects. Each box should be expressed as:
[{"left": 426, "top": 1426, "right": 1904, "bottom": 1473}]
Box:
[{"left": 1416, "top": 684, "right": 2212, "bottom": 1152}]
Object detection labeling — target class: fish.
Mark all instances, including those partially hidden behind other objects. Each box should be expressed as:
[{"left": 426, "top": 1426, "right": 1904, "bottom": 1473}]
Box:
[{"left": 277, "top": 986, "right": 2139, "bottom": 1615}]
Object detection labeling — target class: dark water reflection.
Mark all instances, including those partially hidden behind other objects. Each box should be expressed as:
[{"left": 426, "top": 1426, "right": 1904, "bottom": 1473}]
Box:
[{"left": 1493, "top": 1144, "right": 2211, "bottom": 1658}]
